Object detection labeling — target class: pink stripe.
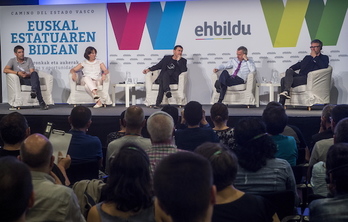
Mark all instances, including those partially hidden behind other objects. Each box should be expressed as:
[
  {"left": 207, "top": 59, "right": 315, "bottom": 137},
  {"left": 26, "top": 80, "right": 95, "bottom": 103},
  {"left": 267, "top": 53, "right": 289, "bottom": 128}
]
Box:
[{"left": 108, "top": 3, "right": 150, "bottom": 50}]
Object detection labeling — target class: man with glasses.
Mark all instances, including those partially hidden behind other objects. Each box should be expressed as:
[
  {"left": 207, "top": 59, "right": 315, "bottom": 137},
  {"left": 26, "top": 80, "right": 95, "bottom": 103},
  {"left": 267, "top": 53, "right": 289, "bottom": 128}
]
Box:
[{"left": 279, "top": 39, "right": 329, "bottom": 106}]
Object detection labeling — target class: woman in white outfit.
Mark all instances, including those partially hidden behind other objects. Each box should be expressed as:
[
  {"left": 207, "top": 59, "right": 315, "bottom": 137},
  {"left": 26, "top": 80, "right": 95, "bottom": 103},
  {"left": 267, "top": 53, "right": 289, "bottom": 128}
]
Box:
[{"left": 70, "top": 46, "right": 109, "bottom": 108}]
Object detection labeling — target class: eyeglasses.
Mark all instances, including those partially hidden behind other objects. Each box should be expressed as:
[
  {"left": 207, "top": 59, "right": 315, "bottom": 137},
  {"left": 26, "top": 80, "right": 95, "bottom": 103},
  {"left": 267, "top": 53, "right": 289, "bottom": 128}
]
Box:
[{"left": 310, "top": 46, "right": 320, "bottom": 48}]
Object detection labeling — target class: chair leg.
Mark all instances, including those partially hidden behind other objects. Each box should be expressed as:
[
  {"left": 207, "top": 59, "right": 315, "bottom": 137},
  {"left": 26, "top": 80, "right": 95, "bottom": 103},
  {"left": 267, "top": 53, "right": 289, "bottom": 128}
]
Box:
[
  {"left": 307, "top": 107, "right": 311, "bottom": 111},
  {"left": 247, "top": 105, "right": 250, "bottom": 109},
  {"left": 9, "top": 106, "right": 20, "bottom": 111}
]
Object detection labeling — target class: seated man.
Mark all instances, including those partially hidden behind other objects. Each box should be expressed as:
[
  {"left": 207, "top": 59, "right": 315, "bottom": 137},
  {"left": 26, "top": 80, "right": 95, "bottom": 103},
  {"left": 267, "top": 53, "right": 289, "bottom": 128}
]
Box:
[
  {"left": 175, "top": 101, "right": 219, "bottom": 151},
  {"left": 106, "top": 105, "right": 151, "bottom": 174},
  {"left": 142, "top": 45, "right": 187, "bottom": 109},
  {"left": 153, "top": 152, "right": 216, "bottom": 222},
  {"left": 279, "top": 39, "right": 329, "bottom": 106},
  {"left": 68, "top": 106, "right": 103, "bottom": 167},
  {"left": 20, "top": 134, "right": 85, "bottom": 221},
  {"left": 0, "top": 156, "right": 34, "bottom": 222},
  {"left": 213, "top": 46, "right": 256, "bottom": 103},
  {"left": 309, "top": 143, "right": 348, "bottom": 221},
  {"left": 146, "top": 111, "right": 184, "bottom": 177},
  {"left": 262, "top": 105, "right": 298, "bottom": 166},
  {"left": 3, "top": 45, "right": 49, "bottom": 110}
]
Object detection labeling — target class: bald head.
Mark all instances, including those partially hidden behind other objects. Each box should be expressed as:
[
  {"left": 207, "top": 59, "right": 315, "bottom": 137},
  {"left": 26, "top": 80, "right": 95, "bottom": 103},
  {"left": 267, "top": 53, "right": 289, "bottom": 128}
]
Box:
[
  {"left": 20, "top": 134, "right": 53, "bottom": 171},
  {"left": 147, "top": 111, "right": 174, "bottom": 143},
  {"left": 124, "top": 106, "right": 145, "bottom": 130}
]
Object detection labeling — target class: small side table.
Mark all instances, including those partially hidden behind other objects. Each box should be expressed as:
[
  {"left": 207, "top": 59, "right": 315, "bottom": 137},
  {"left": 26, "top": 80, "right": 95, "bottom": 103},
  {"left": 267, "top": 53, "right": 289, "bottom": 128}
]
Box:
[
  {"left": 255, "top": 83, "right": 281, "bottom": 107},
  {"left": 112, "top": 83, "right": 145, "bottom": 107}
]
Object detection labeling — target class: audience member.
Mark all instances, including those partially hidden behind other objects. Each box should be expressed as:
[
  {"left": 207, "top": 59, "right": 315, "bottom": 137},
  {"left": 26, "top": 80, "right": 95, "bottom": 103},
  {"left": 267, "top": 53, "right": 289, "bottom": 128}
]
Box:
[
  {"left": 210, "top": 103, "right": 235, "bottom": 149},
  {"left": 106, "top": 105, "right": 151, "bottom": 173},
  {"left": 233, "top": 118, "right": 299, "bottom": 204},
  {"left": 68, "top": 106, "right": 103, "bottom": 167},
  {"left": 266, "top": 101, "right": 308, "bottom": 163},
  {"left": 146, "top": 111, "right": 184, "bottom": 177},
  {"left": 310, "top": 104, "right": 335, "bottom": 152},
  {"left": 309, "top": 104, "right": 348, "bottom": 169},
  {"left": 87, "top": 145, "right": 154, "bottom": 222},
  {"left": 161, "top": 105, "right": 179, "bottom": 128},
  {"left": 262, "top": 105, "right": 298, "bottom": 166},
  {"left": 154, "top": 152, "right": 216, "bottom": 222},
  {"left": 0, "top": 112, "right": 30, "bottom": 158},
  {"left": 106, "top": 110, "right": 126, "bottom": 145},
  {"left": 20, "top": 134, "right": 85, "bottom": 221},
  {"left": 309, "top": 143, "right": 348, "bottom": 221},
  {"left": 311, "top": 117, "right": 348, "bottom": 197},
  {"left": 0, "top": 156, "right": 34, "bottom": 222},
  {"left": 0, "top": 112, "right": 69, "bottom": 186},
  {"left": 195, "top": 142, "right": 279, "bottom": 222},
  {"left": 175, "top": 101, "right": 219, "bottom": 151}
]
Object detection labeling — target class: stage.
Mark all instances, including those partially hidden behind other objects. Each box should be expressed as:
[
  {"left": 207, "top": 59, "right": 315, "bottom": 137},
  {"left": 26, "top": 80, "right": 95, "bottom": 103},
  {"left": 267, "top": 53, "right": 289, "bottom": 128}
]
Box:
[{"left": 0, "top": 103, "right": 322, "bottom": 149}]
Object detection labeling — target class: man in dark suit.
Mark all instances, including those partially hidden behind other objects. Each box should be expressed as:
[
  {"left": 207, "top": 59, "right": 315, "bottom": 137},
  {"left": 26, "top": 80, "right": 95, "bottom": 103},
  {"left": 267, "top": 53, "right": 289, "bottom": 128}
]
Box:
[{"left": 143, "top": 45, "right": 187, "bottom": 109}]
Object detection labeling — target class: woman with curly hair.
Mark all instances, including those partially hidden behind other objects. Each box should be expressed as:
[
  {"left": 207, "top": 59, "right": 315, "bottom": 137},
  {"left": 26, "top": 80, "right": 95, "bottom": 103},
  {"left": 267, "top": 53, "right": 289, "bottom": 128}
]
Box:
[
  {"left": 87, "top": 144, "right": 154, "bottom": 222},
  {"left": 233, "top": 118, "right": 298, "bottom": 203},
  {"left": 210, "top": 103, "right": 235, "bottom": 149}
]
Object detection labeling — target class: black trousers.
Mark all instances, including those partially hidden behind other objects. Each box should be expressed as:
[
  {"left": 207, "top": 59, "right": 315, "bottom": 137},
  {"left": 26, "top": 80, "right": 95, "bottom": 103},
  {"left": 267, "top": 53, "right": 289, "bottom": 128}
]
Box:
[
  {"left": 155, "top": 71, "right": 178, "bottom": 105},
  {"left": 218, "top": 70, "right": 244, "bottom": 101},
  {"left": 19, "top": 71, "right": 44, "bottom": 103},
  {"left": 280, "top": 69, "right": 307, "bottom": 93}
]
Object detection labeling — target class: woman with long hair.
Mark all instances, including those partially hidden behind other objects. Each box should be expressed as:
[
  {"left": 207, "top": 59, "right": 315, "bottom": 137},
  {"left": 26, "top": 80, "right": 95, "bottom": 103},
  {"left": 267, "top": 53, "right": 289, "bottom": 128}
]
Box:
[
  {"left": 87, "top": 144, "right": 154, "bottom": 222},
  {"left": 233, "top": 118, "right": 298, "bottom": 202}
]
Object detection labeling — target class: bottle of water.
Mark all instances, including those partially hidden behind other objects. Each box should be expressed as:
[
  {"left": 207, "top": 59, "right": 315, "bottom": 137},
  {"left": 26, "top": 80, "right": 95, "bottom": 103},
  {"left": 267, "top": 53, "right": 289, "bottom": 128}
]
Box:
[
  {"left": 271, "top": 69, "right": 279, "bottom": 83},
  {"left": 126, "top": 71, "right": 132, "bottom": 84}
]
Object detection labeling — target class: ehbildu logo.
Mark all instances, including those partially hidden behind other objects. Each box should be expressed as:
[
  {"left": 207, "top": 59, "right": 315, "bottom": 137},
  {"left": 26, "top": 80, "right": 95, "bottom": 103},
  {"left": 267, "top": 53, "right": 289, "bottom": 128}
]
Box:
[
  {"left": 195, "top": 21, "right": 251, "bottom": 40},
  {"left": 261, "top": 0, "right": 348, "bottom": 47},
  {"left": 108, "top": 2, "right": 185, "bottom": 50}
]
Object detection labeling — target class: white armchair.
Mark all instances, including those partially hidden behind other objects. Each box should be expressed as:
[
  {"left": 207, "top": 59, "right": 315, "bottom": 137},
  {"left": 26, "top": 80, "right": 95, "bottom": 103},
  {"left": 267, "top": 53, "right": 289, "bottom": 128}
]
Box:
[
  {"left": 211, "top": 69, "right": 257, "bottom": 106},
  {"left": 67, "top": 70, "right": 112, "bottom": 105},
  {"left": 6, "top": 70, "right": 54, "bottom": 108},
  {"left": 144, "top": 70, "right": 188, "bottom": 106},
  {"left": 284, "top": 66, "right": 332, "bottom": 108}
]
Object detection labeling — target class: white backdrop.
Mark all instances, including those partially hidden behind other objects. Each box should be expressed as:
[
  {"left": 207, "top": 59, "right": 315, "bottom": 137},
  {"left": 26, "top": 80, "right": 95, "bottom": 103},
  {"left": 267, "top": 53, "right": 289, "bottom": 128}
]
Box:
[
  {"left": 1, "top": 0, "right": 347, "bottom": 105},
  {"left": 0, "top": 4, "right": 107, "bottom": 103}
]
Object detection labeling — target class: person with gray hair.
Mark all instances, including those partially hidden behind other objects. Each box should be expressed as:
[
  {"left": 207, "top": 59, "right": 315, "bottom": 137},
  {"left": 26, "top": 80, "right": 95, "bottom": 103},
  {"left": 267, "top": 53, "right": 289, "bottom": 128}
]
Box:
[
  {"left": 106, "top": 105, "right": 151, "bottom": 174},
  {"left": 213, "top": 46, "right": 256, "bottom": 103},
  {"left": 146, "top": 111, "right": 184, "bottom": 177},
  {"left": 19, "top": 133, "right": 85, "bottom": 222}
]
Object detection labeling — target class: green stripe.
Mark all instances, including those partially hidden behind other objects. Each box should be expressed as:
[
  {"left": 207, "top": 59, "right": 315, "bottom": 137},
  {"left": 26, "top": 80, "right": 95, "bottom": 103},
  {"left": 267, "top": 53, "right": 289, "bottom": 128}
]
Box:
[
  {"left": 275, "top": 0, "right": 310, "bottom": 47},
  {"left": 315, "top": 0, "right": 348, "bottom": 45}
]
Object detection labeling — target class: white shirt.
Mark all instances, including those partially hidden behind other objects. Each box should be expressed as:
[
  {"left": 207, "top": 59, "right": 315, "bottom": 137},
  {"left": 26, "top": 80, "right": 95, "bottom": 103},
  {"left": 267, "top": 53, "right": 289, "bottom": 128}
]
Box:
[
  {"left": 216, "top": 58, "right": 256, "bottom": 81},
  {"left": 81, "top": 59, "right": 104, "bottom": 80}
]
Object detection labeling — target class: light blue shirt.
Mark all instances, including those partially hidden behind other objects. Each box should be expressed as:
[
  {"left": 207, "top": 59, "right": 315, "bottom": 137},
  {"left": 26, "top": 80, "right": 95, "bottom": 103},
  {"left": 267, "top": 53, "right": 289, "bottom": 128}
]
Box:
[{"left": 216, "top": 58, "right": 256, "bottom": 81}]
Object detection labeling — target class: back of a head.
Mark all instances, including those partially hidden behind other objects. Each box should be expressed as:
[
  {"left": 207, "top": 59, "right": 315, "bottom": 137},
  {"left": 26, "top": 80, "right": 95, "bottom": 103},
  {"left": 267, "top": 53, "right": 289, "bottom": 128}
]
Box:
[
  {"left": 331, "top": 104, "right": 348, "bottom": 126},
  {"left": 184, "top": 101, "right": 202, "bottom": 126},
  {"left": 0, "top": 156, "right": 32, "bottom": 222},
  {"left": 161, "top": 105, "right": 179, "bottom": 126},
  {"left": 265, "top": 101, "right": 283, "bottom": 109},
  {"left": 0, "top": 112, "right": 28, "bottom": 145},
  {"left": 147, "top": 111, "right": 174, "bottom": 143},
  {"left": 262, "top": 106, "right": 287, "bottom": 135},
  {"left": 326, "top": 143, "right": 348, "bottom": 194},
  {"left": 210, "top": 103, "right": 229, "bottom": 124},
  {"left": 234, "top": 118, "right": 276, "bottom": 172},
  {"left": 195, "top": 142, "right": 238, "bottom": 192},
  {"left": 124, "top": 106, "right": 145, "bottom": 130},
  {"left": 104, "top": 144, "right": 152, "bottom": 212},
  {"left": 119, "top": 110, "right": 126, "bottom": 127},
  {"left": 70, "top": 106, "right": 92, "bottom": 128},
  {"left": 322, "top": 104, "right": 335, "bottom": 124},
  {"left": 334, "top": 118, "right": 348, "bottom": 143},
  {"left": 154, "top": 152, "right": 213, "bottom": 222},
  {"left": 20, "top": 134, "right": 53, "bottom": 170}
]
